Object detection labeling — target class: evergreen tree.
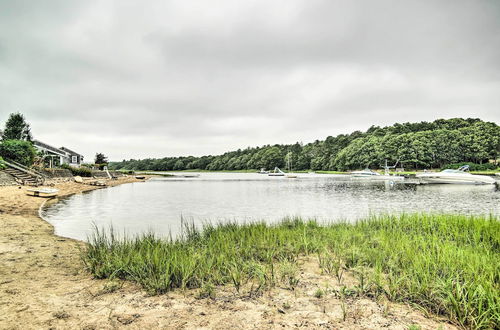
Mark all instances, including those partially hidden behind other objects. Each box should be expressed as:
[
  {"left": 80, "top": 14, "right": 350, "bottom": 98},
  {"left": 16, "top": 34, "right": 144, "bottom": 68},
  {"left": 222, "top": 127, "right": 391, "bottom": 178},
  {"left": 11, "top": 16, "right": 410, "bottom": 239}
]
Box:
[
  {"left": 95, "top": 153, "right": 108, "bottom": 164},
  {"left": 1, "top": 112, "right": 33, "bottom": 141}
]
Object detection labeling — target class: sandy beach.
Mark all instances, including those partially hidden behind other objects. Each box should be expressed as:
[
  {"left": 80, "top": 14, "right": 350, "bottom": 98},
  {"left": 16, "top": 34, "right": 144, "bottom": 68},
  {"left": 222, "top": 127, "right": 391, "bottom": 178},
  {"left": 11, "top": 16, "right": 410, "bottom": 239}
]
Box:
[{"left": 0, "top": 177, "right": 457, "bottom": 330}]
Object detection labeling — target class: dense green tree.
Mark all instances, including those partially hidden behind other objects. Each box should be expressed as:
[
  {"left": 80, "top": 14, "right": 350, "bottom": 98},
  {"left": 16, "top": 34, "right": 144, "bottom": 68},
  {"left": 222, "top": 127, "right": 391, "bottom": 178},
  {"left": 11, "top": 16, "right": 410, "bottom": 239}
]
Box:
[
  {"left": 109, "top": 118, "right": 500, "bottom": 172},
  {"left": 1, "top": 112, "right": 32, "bottom": 141},
  {"left": 0, "top": 140, "right": 37, "bottom": 166},
  {"left": 95, "top": 152, "right": 108, "bottom": 164}
]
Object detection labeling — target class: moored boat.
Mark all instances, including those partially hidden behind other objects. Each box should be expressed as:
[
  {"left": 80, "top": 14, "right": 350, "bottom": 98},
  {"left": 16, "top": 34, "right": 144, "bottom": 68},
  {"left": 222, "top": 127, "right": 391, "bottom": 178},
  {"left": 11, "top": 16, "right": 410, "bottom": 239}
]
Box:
[
  {"left": 350, "top": 168, "right": 404, "bottom": 181},
  {"left": 268, "top": 167, "right": 285, "bottom": 176},
  {"left": 416, "top": 165, "right": 495, "bottom": 185},
  {"left": 350, "top": 169, "right": 380, "bottom": 177},
  {"left": 179, "top": 174, "right": 200, "bottom": 178}
]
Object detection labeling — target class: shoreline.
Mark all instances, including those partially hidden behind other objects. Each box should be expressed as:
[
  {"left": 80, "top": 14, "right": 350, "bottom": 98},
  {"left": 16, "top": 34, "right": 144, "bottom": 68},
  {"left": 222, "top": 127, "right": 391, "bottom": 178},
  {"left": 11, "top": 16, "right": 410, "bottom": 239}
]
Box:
[
  {"left": 37, "top": 178, "right": 149, "bottom": 242},
  {"left": 0, "top": 177, "right": 458, "bottom": 329}
]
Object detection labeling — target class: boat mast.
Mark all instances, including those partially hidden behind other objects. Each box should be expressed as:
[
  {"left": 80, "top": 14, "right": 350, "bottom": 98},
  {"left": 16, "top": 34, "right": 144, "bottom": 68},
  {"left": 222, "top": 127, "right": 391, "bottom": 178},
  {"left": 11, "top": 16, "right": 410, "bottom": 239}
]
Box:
[{"left": 287, "top": 151, "right": 293, "bottom": 173}]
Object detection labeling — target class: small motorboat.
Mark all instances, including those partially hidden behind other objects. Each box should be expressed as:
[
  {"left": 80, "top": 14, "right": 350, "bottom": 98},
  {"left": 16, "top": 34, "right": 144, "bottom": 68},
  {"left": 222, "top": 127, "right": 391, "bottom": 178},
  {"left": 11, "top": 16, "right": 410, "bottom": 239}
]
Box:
[
  {"left": 268, "top": 167, "right": 285, "bottom": 177},
  {"left": 26, "top": 188, "right": 59, "bottom": 198},
  {"left": 350, "top": 168, "right": 404, "bottom": 181},
  {"left": 178, "top": 174, "right": 200, "bottom": 178},
  {"left": 257, "top": 168, "right": 269, "bottom": 174},
  {"left": 135, "top": 176, "right": 146, "bottom": 179},
  {"left": 350, "top": 169, "right": 380, "bottom": 177},
  {"left": 416, "top": 165, "right": 496, "bottom": 185}
]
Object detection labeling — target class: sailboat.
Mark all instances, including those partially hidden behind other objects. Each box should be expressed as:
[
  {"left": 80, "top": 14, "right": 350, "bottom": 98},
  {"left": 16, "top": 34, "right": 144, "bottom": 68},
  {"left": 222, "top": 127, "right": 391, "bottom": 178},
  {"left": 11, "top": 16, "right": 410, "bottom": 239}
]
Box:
[
  {"left": 268, "top": 167, "right": 285, "bottom": 176},
  {"left": 286, "top": 152, "right": 297, "bottom": 178}
]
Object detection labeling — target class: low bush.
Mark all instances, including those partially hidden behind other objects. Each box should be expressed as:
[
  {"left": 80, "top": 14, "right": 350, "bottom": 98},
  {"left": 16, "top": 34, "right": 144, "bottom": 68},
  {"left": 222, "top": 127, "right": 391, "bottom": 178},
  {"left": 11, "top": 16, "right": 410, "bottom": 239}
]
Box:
[
  {"left": 60, "top": 163, "right": 92, "bottom": 177},
  {"left": 0, "top": 139, "right": 37, "bottom": 166}
]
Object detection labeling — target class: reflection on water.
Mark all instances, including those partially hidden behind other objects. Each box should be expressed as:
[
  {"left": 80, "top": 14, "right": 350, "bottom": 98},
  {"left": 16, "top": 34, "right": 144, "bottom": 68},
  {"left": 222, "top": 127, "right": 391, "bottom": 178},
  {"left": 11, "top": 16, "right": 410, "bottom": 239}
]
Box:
[{"left": 42, "top": 173, "right": 500, "bottom": 241}]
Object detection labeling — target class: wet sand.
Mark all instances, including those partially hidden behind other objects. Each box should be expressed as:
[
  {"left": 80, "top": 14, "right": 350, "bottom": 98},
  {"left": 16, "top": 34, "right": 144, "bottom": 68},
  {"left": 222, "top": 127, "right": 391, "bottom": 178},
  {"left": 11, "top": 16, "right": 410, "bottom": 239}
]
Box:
[{"left": 0, "top": 177, "right": 457, "bottom": 329}]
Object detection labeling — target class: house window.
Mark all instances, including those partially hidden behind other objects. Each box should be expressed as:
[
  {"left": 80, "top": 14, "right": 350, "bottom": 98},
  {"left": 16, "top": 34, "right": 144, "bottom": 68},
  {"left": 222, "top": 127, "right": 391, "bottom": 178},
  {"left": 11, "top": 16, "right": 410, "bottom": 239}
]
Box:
[{"left": 72, "top": 156, "right": 77, "bottom": 163}]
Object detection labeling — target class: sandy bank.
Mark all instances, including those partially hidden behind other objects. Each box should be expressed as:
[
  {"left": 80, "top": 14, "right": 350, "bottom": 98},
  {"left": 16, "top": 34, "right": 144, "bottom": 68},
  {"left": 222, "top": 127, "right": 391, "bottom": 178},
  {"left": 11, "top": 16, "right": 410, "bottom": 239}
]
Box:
[{"left": 0, "top": 177, "right": 457, "bottom": 329}]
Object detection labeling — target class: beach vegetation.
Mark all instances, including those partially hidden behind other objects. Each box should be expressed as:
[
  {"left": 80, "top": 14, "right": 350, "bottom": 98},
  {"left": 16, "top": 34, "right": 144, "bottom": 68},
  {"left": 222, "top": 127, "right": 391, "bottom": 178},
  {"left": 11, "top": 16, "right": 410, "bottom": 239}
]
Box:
[
  {"left": 84, "top": 213, "right": 500, "bottom": 329},
  {"left": 60, "top": 163, "right": 92, "bottom": 177},
  {"left": 314, "top": 288, "right": 325, "bottom": 299},
  {"left": 0, "top": 139, "right": 37, "bottom": 166}
]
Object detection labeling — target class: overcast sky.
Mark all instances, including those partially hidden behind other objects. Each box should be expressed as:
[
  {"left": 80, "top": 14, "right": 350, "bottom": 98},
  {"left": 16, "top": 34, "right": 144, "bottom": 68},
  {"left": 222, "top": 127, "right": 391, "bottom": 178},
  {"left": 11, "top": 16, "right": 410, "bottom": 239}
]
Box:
[{"left": 0, "top": 0, "right": 499, "bottom": 161}]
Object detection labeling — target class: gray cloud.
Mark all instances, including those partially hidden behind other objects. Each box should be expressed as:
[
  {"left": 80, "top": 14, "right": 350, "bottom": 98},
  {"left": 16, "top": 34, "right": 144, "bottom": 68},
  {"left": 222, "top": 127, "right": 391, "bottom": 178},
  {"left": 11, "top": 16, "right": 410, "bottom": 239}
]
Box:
[{"left": 0, "top": 0, "right": 499, "bottom": 160}]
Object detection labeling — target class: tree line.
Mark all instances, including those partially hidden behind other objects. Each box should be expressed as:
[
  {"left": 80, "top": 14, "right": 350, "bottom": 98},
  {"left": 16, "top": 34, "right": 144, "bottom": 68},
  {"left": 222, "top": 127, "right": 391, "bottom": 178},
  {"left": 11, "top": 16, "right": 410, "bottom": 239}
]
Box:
[{"left": 110, "top": 118, "right": 500, "bottom": 172}]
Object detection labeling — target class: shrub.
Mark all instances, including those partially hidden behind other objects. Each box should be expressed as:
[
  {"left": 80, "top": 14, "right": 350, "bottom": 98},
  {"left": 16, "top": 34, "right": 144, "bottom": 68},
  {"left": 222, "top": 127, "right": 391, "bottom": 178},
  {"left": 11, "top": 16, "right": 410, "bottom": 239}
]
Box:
[
  {"left": 0, "top": 156, "right": 5, "bottom": 170},
  {"left": 0, "top": 139, "right": 37, "bottom": 166},
  {"left": 60, "top": 163, "right": 92, "bottom": 177}
]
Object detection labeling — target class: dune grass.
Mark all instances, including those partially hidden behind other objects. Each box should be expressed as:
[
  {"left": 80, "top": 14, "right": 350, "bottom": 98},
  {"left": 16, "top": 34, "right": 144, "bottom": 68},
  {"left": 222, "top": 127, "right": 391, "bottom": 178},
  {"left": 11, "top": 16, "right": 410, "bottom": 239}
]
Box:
[{"left": 83, "top": 214, "right": 499, "bottom": 329}]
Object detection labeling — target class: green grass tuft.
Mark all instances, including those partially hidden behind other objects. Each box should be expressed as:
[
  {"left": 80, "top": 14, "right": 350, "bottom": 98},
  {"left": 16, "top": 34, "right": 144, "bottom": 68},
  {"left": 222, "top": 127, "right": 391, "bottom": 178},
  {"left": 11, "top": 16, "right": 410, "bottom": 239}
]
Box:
[{"left": 83, "top": 214, "right": 500, "bottom": 329}]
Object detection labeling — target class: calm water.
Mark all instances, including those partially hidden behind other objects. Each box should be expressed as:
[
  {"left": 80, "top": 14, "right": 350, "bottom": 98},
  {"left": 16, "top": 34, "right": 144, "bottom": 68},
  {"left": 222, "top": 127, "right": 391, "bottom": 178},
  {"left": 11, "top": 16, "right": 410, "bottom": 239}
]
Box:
[{"left": 42, "top": 173, "right": 500, "bottom": 241}]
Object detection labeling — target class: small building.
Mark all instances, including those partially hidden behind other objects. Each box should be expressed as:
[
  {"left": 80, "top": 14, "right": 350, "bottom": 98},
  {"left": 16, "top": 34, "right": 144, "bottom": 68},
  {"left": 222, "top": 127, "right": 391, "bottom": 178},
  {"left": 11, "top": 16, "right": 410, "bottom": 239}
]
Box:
[
  {"left": 0, "top": 129, "right": 84, "bottom": 168},
  {"left": 60, "top": 147, "right": 84, "bottom": 166},
  {"left": 33, "top": 140, "right": 84, "bottom": 168}
]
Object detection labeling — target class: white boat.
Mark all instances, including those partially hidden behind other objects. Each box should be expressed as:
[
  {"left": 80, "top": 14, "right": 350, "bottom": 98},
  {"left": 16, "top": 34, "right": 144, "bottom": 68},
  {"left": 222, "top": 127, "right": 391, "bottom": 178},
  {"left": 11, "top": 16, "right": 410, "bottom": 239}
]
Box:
[
  {"left": 350, "top": 168, "right": 404, "bottom": 181},
  {"left": 268, "top": 167, "right": 285, "bottom": 177},
  {"left": 257, "top": 168, "right": 269, "bottom": 174},
  {"left": 177, "top": 174, "right": 200, "bottom": 178},
  {"left": 350, "top": 169, "right": 381, "bottom": 177},
  {"left": 26, "top": 188, "right": 59, "bottom": 198},
  {"left": 416, "top": 165, "right": 495, "bottom": 185}
]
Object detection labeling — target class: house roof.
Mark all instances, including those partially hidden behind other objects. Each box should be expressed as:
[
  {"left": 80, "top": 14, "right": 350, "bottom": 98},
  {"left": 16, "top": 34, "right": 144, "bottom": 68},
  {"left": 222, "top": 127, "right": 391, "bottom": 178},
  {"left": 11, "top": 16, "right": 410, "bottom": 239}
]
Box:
[
  {"left": 60, "top": 146, "right": 83, "bottom": 157},
  {"left": 1, "top": 130, "right": 84, "bottom": 159},
  {"left": 33, "top": 140, "right": 68, "bottom": 157}
]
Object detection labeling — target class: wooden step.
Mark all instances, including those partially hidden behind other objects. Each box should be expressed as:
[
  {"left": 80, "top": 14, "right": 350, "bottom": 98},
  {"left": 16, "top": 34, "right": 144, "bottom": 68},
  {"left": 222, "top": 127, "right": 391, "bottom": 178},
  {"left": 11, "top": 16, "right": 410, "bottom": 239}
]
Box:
[{"left": 3, "top": 166, "right": 43, "bottom": 186}]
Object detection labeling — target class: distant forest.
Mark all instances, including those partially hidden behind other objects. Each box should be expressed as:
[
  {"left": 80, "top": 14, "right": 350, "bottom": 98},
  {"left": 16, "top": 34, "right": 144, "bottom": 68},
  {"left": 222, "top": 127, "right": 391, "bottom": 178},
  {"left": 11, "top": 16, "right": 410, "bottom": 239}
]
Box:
[{"left": 110, "top": 118, "right": 500, "bottom": 171}]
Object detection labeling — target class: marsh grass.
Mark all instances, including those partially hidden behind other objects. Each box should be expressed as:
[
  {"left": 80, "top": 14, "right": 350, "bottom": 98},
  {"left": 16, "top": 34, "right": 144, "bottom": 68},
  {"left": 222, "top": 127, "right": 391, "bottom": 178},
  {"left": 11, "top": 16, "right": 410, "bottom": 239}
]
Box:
[{"left": 83, "top": 214, "right": 500, "bottom": 329}]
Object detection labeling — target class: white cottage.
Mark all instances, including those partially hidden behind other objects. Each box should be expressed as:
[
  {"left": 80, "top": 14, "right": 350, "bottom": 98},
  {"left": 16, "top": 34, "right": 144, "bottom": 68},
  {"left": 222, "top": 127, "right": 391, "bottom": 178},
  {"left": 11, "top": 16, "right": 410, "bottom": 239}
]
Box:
[{"left": 33, "top": 140, "right": 84, "bottom": 168}]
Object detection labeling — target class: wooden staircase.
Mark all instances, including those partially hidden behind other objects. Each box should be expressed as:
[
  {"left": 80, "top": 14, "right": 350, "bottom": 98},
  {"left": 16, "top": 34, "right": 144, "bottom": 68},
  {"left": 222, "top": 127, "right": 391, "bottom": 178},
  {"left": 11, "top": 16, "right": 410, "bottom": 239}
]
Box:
[{"left": 2, "top": 159, "right": 45, "bottom": 186}]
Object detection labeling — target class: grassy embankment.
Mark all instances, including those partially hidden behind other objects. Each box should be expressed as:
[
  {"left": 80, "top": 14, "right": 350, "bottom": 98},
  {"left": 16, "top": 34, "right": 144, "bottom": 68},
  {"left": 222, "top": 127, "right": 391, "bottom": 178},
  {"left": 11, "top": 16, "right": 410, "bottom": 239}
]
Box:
[{"left": 84, "top": 214, "right": 499, "bottom": 329}]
